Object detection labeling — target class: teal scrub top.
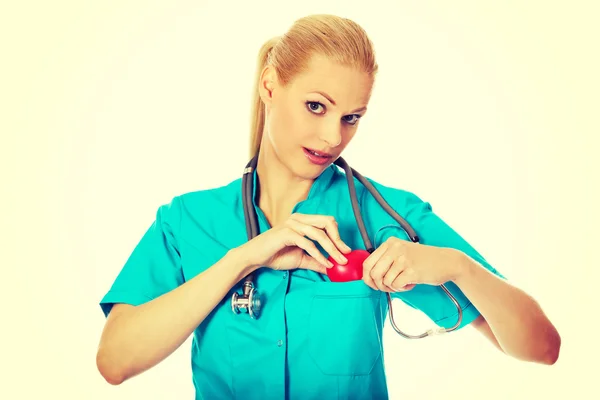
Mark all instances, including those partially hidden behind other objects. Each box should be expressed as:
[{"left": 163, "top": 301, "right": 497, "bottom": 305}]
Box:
[{"left": 99, "top": 163, "right": 504, "bottom": 399}]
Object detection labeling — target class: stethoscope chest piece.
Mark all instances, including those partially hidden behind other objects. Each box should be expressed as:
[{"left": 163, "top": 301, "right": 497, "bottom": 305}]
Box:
[{"left": 231, "top": 280, "right": 262, "bottom": 319}]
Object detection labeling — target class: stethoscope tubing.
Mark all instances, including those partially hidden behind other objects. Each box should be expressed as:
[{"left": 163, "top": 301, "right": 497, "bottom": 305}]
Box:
[{"left": 237, "top": 154, "right": 463, "bottom": 338}]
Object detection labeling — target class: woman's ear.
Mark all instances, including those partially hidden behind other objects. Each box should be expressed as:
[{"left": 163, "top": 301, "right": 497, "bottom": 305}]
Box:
[{"left": 258, "top": 65, "right": 277, "bottom": 107}]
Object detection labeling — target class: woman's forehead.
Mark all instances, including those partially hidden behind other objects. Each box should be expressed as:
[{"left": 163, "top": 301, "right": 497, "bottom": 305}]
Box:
[
  {"left": 294, "top": 55, "right": 367, "bottom": 82},
  {"left": 287, "top": 56, "right": 374, "bottom": 105}
]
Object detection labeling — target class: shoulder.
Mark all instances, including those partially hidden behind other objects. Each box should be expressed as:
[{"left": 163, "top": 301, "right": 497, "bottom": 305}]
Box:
[
  {"left": 330, "top": 166, "right": 429, "bottom": 218},
  {"left": 178, "top": 176, "right": 242, "bottom": 209},
  {"left": 154, "top": 176, "right": 243, "bottom": 228}
]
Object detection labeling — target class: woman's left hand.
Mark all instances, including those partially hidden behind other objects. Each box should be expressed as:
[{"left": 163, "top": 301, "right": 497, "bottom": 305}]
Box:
[{"left": 362, "top": 236, "right": 466, "bottom": 292}]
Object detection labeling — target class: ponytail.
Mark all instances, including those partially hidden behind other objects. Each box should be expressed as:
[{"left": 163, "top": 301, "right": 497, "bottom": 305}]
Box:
[{"left": 249, "top": 36, "right": 279, "bottom": 159}]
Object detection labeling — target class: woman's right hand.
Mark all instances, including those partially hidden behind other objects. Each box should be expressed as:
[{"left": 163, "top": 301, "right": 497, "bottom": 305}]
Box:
[{"left": 236, "top": 213, "right": 352, "bottom": 274}]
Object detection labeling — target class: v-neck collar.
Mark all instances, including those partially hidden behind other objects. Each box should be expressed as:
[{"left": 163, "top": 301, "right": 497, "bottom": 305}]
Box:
[{"left": 250, "top": 162, "right": 338, "bottom": 215}]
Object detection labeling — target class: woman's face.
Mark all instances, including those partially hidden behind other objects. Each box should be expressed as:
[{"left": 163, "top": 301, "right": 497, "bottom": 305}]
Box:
[{"left": 259, "top": 54, "right": 374, "bottom": 180}]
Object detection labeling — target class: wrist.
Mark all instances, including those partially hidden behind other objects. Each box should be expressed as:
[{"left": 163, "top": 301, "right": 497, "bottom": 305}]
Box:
[
  {"left": 450, "top": 249, "right": 476, "bottom": 285},
  {"left": 227, "top": 246, "right": 259, "bottom": 276}
]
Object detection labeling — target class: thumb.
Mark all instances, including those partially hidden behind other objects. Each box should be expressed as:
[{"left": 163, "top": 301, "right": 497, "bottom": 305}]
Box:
[
  {"left": 391, "top": 269, "right": 417, "bottom": 292},
  {"left": 299, "top": 253, "right": 328, "bottom": 274}
]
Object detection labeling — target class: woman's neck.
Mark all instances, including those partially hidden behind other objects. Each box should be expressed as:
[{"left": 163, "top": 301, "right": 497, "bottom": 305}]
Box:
[{"left": 255, "top": 145, "right": 313, "bottom": 227}]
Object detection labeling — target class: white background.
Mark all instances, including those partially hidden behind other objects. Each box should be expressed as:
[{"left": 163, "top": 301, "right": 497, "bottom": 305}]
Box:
[{"left": 2, "top": 1, "right": 598, "bottom": 398}]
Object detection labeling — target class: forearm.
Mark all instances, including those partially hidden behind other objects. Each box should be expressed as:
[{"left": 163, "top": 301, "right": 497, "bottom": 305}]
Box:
[
  {"left": 452, "top": 250, "right": 561, "bottom": 364},
  {"left": 97, "top": 248, "right": 256, "bottom": 384}
]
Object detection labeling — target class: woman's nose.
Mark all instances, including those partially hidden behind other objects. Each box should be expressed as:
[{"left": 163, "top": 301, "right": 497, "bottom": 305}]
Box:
[{"left": 319, "top": 122, "right": 342, "bottom": 147}]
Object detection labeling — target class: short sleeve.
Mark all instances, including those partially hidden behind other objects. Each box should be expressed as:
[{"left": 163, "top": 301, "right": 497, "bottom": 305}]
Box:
[
  {"left": 371, "top": 191, "right": 506, "bottom": 330},
  {"left": 99, "top": 196, "right": 185, "bottom": 317}
]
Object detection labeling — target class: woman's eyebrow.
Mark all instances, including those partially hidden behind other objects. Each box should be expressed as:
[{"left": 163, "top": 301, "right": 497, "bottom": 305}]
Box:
[
  {"left": 312, "top": 90, "right": 337, "bottom": 105},
  {"left": 310, "top": 91, "right": 367, "bottom": 113}
]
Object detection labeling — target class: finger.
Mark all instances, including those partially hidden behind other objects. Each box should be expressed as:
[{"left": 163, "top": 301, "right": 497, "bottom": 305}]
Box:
[
  {"left": 391, "top": 268, "right": 417, "bottom": 291},
  {"left": 382, "top": 259, "right": 405, "bottom": 292},
  {"left": 291, "top": 213, "right": 352, "bottom": 254},
  {"left": 319, "top": 216, "right": 352, "bottom": 254},
  {"left": 298, "top": 251, "right": 328, "bottom": 274},
  {"left": 362, "top": 270, "right": 376, "bottom": 290},
  {"left": 398, "top": 284, "right": 417, "bottom": 291},
  {"left": 283, "top": 228, "right": 333, "bottom": 270},
  {"left": 286, "top": 218, "right": 348, "bottom": 265},
  {"left": 361, "top": 241, "right": 389, "bottom": 287},
  {"left": 370, "top": 254, "right": 395, "bottom": 292}
]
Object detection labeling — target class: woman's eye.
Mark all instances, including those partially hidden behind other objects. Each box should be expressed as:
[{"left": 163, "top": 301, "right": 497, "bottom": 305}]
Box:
[
  {"left": 306, "top": 101, "right": 325, "bottom": 114},
  {"left": 343, "top": 114, "right": 360, "bottom": 125},
  {"left": 306, "top": 101, "right": 361, "bottom": 125}
]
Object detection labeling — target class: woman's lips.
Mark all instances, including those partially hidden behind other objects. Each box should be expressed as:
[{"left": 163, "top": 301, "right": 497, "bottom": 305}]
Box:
[{"left": 303, "top": 147, "right": 332, "bottom": 165}]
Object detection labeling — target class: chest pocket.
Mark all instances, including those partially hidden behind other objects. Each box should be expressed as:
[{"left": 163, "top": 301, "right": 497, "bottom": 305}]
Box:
[{"left": 307, "top": 280, "right": 384, "bottom": 376}]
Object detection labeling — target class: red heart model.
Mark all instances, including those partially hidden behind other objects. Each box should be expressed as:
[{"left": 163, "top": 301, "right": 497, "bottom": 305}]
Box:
[{"left": 326, "top": 249, "right": 371, "bottom": 282}]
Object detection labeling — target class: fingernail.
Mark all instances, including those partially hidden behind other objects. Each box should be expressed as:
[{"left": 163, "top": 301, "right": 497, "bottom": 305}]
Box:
[{"left": 328, "top": 260, "right": 334, "bottom": 267}]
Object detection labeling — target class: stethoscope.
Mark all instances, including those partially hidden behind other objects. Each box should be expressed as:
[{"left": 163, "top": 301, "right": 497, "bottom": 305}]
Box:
[{"left": 231, "top": 154, "right": 463, "bottom": 338}]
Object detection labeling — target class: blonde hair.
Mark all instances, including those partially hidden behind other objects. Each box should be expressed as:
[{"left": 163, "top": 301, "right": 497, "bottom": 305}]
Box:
[{"left": 248, "top": 14, "right": 378, "bottom": 158}]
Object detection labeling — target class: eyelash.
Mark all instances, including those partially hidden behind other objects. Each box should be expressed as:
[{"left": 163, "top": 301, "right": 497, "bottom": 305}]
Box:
[{"left": 305, "top": 101, "right": 361, "bottom": 125}]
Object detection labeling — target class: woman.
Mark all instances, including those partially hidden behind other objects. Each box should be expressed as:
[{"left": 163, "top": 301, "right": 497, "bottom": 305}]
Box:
[{"left": 96, "top": 14, "right": 560, "bottom": 399}]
